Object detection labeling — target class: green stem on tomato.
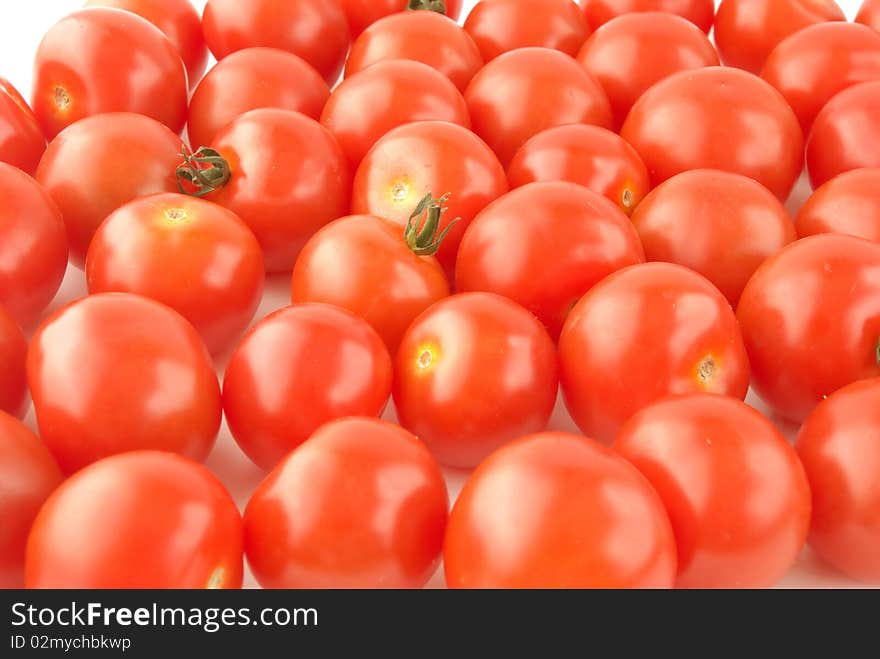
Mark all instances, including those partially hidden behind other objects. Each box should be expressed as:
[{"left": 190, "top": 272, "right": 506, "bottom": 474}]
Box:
[
  {"left": 175, "top": 145, "right": 231, "bottom": 198},
  {"left": 407, "top": 0, "right": 447, "bottom": 15},
  {"left": 404, "top": 192, "right": 460, "bottom": 257}
]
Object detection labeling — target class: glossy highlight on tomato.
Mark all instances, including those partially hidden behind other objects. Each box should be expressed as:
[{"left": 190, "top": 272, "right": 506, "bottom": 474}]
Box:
[
  {"left": 0, "top": 78, "right": 45, "bottom": 175},
  {"left": 796, "top": 168, "right": 880, "bottom": 243},
  {"left": 0, "top": 306, "right": 27, "bottom": 419}
]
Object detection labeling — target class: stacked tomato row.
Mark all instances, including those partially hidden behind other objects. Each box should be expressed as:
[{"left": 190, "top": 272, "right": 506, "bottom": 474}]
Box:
[{"left": 2, "top": 0, "right": 880, "bottom": 590}]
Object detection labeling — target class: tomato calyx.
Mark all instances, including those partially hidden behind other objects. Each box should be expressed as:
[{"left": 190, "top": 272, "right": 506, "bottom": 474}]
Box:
[
  {"left": 407, "top": 0, "right": 447, "bottom": 15},
  {"left": 404, "top": 192, "right": 460, "bottom": 256},
  {"left": 876, "top": 337, "right": 880, "bottom": 367},
  {"left": 175, "top": 145, "right": 231, "bottom": 198}
]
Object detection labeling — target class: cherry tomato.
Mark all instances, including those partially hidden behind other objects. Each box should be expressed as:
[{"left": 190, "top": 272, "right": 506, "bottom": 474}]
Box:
[
  {"left": 858, "top": 0, "right": 880, "bottom": 31},
  {"left": 0, "top": 306, "right": 27, "bottom": 419},
  {"left": 345, "top": 11, "right": 482, "bottom": 92},
  {"left": 576, "top": 12, "right": 719, "bottom": 129},
  {"left": 630, "top": 169, "right": 797, "bottom": 306},
  {"left": 86, "top": 193, "right": 265, "bottom": 355},
  {"left": 393, "top": 292, "right": 557, "bottom": 468},
  {"left": 559, "top": 263, "right": 750, "bottom": 444},
  {"left": 0, "top": 412, "right": 62, "bottom": 589},
  {"left": 621, "top": 67, "right": 803, "bottom": 201},
  {"left": 738, "top": 234, "right": 880, "bottom": 423},
  {"left": 31, "top": 8, "right": 187, "bottom": 139},
  {"left": 321, "top": 60, "right": 470, "bottom": 168},
  {"left": 796, "top": 378, "right": 880, "bottom": 583},
  {"left": 25, "top": 451, "right": 243, "bottom": 589},
  {"left": 341, "top": 0, "right": 464, "bottom": 38},
  {"left": 28, "top": 293, "right": 221, "bottom": 474},
  {"left": 36, "top": 113, "right": 180, "bottom": 267},
  {"left": 0, "top": 78, "right": 45, "bottom": 175},
  {"left": 445, "top": 431, "right": 677, "bottom": 588},
  {"left": 455, "top": 182, "right": 644, "bottom": 340},
  {"left": 0, "top": 163, "right": 67, "bottom": 327},
  {"left": 796, "top": 168, "right": 880, "bottom": 243},
  {"left": 202, "top": 0, "right": 350, "bottom": 84},
  {"left": 223, "top": 304, "right": 392, "bottom": 471},
  {"left": 245, "top": 417, "right": 448, "bottom": 589},
  {"left": 578, "top": 0, "right": 715, "bottom": 33},
  {"left": 187, "top": 48, "right": 330, "bottom": 150},
  {"left": 465, "top": 47, "right": 612, "bottom": 168}
]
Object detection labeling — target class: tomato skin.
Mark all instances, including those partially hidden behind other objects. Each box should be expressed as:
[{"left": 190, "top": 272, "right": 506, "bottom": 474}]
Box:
[
  {"left": 455, "top": 182, "right": 645, "bottom": 340},
  {"left": 291, "top": 215, "right": 449, "bottom": 354},
  {"left": 445, "top": 431, "right": 677, "bottom": 588},
  {"left": 31, "top": 8, "right": 187, "bottom": 139},
  {"left": 578, "top": 0, "right": 715, "bottom": 33},
  {"left": 630, "top": 169, "right": 797, "bottom": 306},
  {"left": 0, "top": 79, "right": 45, "bottom": 176},
  {"left": 27, "top": 293, "right": 221, "bottom": 474},
  {"left": 25, "top": 451, "right": 243, "bottom": 589},
  {"left": 245, "top": 417, "right": 448, "bottom": 589},
  {"left": 0, "top": 306, "right": 27, "bottom": 419},
  {"left": 621, "top": 67, "right": 803, "bottom": 201},
  {"left": 796, "top": 169, "right": 880, "bottom": 243},
  {"left": 340, "top": 0, "right": 464, "bottom": 38},
  {"left": 858, "top": 0, "right": 880, "bottom": 30}
]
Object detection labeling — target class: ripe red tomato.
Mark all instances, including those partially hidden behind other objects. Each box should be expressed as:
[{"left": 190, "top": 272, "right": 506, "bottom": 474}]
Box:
[
  {"left": 187, "top": 48, "right": 330, "bottom": 150},
  {"left": 393, "top": 292, "right": 558, "bottom": 468},
  {"left": 36, "top": 113, "right": 180, "bottom": 267},
  {"left": 86, "top": 193, "right": 265, "bottom": 355},
  {"left": 796, "top": 169, "right": 880, "bottom": 243},
  {"left": 345, "top": 11, "right": 482, "bottom": 92},
  {"left": 621, "top": 67, "right": 803, "bottom": 201},
  {"left": 31, "top": 8, "right": 187, "bottom": 139},
  {"left": 578, "top": 0, "right": 715, "bottom": 33},
  {"left": 761, "top": 22, "right": 880, "bottom": 133},
  {"left": 559, "top": 263, "right": 750, "bottom": 444},
  {"left": 27, "top": 293, "right": 221, "bottom": 474},
  {"left": 858, "top": 0, "right": 880, "bottom": 30},
  {"left": 202, "top": 0, "right": 350, "bottom": 84},
  {"left": 321, "top": 60, "right": 469, "bottom": 168},
  {"left": 445, "top": 432, "right": 677, "bottom": 588},
  {"left": 466, "top": 48, "right": 612, "bottom": 169},
  {"left": 0, "top": 306, "right": 27, "bottom": 419},
  {"left": 223, "top": 304, "right": 392, "bottom": 470},
  {"left": 738, "top": 234, "right": 880, "bottom": 423},
  {"left": 0, "top": 79, "right": 45, "bottom": 175},
  {"left": 455, "top": 182, "right": 644, "bottom": 340},
  {"left": 630, "top": 169, "right": 797, "bottom": 305},
  {"left": 352, "top": 121, "right": 508, "bottom": 278},
  {"left": 0, "top": 412, "right": 62, "bottom": 589},
  {"left": 245, "top": 417, "right": 448, "bottom": 589},
  {"left": 796, "top": 378, "right": 880, "bottom": 583},
  {"left": 0, "top": 163, "right": 67, "bottom": 327},
  {"left": 25, "top": 451, "right": 243, "bottom": 589},
  {"left": 576, "top": 12, "right": 719, "bottom": 129},
  {"left": 340, "top": 0, "right": 464, "bottom": 38}
]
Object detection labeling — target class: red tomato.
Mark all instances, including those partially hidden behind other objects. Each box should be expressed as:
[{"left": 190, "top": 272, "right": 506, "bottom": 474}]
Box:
[
  {"left": 465, "top": 47, "right": 612, "bottom": 168},
  {"left": 621, "top": 67, "right": 803, "bottom": 201},
  {"left": 25, "top": 451, "right": 242, "bottom": 589},
  {"left": 616, "top": 394, "right": 811, "bottom": 589},
  {"left": 796, "top": 168, "right": 880, "bottom": 243},
  {"left": 321, "top": 60, "right": 470, "bottom": 168},
  {"left": 576, "top": 12, "right": 719, "bottom": 129},
  {"left": 187, "top": 48, "right": 330, "bottom": 149},
  {"left": 559, "top": 263, "right": 750, "bottom": 444},
  {"left": 223, "top": 304, "right": 392, "bottom": 470},
  {"left": 738, "top": 234, "right": 880, "bottom": 423},
  {"left": 86, "top": 193, "right": 265, "bottom": 355},
  {"left": 27, "top": 293, "right": 221, "bottom": 474},
  {"left": 445, "top": 431, "right": 677, "bottom": 588},
  {"left": 578, "top": 0, "right": 715, "bottom": 33},
  {"left": 245, "top": 417, "right": 448, "bottom": 589},
  {"left": 630, "top": 169, "right": 797, "bottom": 305},
  {"left": 858, "top": 0, "right": 880, "bottom": 30},
  {"left": 393, "top": 292, "right": 558, "bottom": 468},
  {"left": 36, "top": 113, "right": 180, "bottom": 267},
  {"left": 31, "top": 8, "right": 187, "bottom": 139},
  {"left": 341, "top": 0, "right": 464, "bottom": 38},
  {"left": 345, "top": 11, "right": 483, "bottom": 92},
  {"left": 0, "top": 306, "right": 27, "bottom": 419},
  {"left": 0, "top": 412, "right": 62, "bottom": 589},
  {"left": 760, "top": 22, "right": 880, "bottom": 133},
  {"left": 202, "top": 0, "right": 350, "bottom": 84},
  {"left": 352, "top": 121, "right": 508, "bottom": 278},
  {"left": 455, "top": 182, "right": 645, "bottom": 340},
  {"left": 796, "top": 378, "right": 880, "bottom": 583},
  {"left": 0, "top": 163, "right": 67, "bottom": 327},
  {"left": 0, "top": 79, "right": 45, "bottom": 175}
]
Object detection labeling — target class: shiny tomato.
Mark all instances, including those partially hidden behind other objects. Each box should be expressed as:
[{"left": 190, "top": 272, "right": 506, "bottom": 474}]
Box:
[
  {"left": 223, "top": 304, "right": 392, "bottom": 470},
  {"left": 465, "top": 47, "right": 612, "bottom": 168},
  {"left": 858, "top": 0, "right": 880, "bottom": 30},
  {"left": 738, "top": 234, "right": 880, "bottom": 423},
  {"left": 86, "top": 193, "right": 265, "bottom": 355},
  {"left": 0, "top": 306, "right": 27, "bottom": 419},
  {"left": 445, "top": 431, "right": 677, "bottom": 588},
  {"left": 621, "top": 67, "right": 803, "bottom": 201},
  {"left": 321, "top": 60, "right": 469, "bottom": 168},
  {"left": 630, "top": 169, "right": 797, "bottom": 305},
  {"left": 796, "top": 378, "right": 880, "bottom": 583},
  {"left": 25, "top": 451, "right": 243, "bottom": 589},
  {"left": 455, "top": 182, "right": 644, "bottom": 340},
  {"left": 578, "top": 0, "right": 715, "bottom": 33},
  {"left": 0, "top": 79, "right": 45, "bottom": 175},
  {"left": 341, "top": 0, "right": 464, "bottom": 38},
  {"left": 187, "top": 48, "right": 329, "bottom": 150},
  {"left": 576, "top": 12, "right": 719, "bottom": 129},
  {"left": 27, "top": 293, "right": 221, "bottom": 474},
  {"left": 796, "top": 168, "right": 880, "bottom": 243},
  {"left": 31, "top": 8, "right": 187, "bottom": 139},
  {"left": 245, "top": 417, "right": 448, "bottom": 589}
]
